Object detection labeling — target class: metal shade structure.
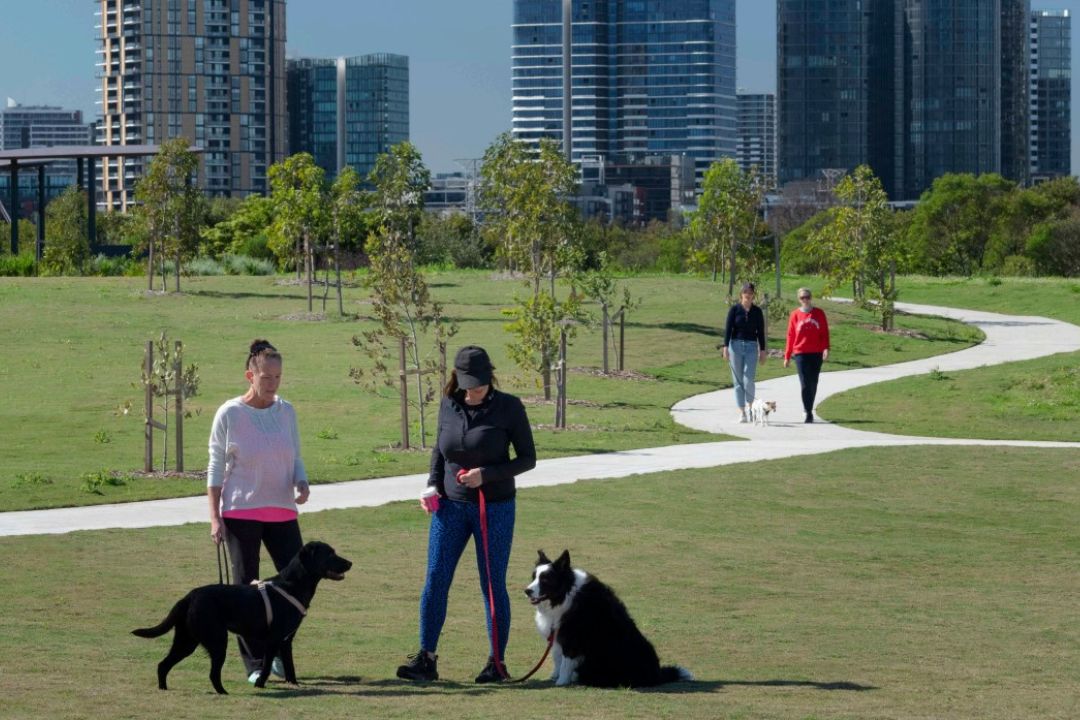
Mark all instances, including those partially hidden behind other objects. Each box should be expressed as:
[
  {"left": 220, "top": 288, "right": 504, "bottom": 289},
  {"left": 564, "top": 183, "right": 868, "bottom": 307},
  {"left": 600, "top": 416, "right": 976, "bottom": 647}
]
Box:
[{"left": 0, "top": 144, "right": 203, "bottom": 258}]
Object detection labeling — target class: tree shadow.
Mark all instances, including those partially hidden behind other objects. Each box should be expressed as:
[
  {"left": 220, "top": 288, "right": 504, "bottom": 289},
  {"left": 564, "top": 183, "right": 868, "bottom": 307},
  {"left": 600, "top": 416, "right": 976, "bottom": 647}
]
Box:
[
  {"left": 653, "top": 321, "right": 719, "bottom": 336},
  {"left": 189, "top": 289, "right": 303, "bottom": 301}
]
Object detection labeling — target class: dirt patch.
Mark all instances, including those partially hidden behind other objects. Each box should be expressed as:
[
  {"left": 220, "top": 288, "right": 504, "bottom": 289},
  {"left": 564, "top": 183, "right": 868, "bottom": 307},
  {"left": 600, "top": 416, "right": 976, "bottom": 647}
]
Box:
[
  {"left": 569, "top": 367, "right": 657, "bottom": 381},
  {"left": 124, "top": 470, "right": 206, "bottom": 481},
  {"left": 278, "top": 311, "right": 327, "bottom": 322},
  {"left": 532, "top": 423, "right": 594, "bottom": 431},
  {"left": 859, "top": 324, "right": 929, "bottom": 340}
]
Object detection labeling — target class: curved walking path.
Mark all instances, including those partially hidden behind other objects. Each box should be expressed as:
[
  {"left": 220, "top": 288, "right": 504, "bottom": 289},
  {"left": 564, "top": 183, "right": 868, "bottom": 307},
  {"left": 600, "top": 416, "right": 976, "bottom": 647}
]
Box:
[{"left": 2, "top": 301, "right": 1078, "bottom": 538}]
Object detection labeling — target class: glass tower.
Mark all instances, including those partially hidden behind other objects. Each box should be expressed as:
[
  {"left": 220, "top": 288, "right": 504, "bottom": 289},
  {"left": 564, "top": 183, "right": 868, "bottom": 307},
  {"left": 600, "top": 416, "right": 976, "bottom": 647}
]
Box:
[
  {"left": 287, "top": 54, "right": 409, "bottom": 181},
  {"left": 512, "top": 0, "right": 737, "bottom": 183},
  {"left": 778, "top": 0, "right": 1032, "bottom": 201},
  {"left": 1030, "top": 9, "right": 1071, "bottom": 179},
  {"left": 736, "top": 92, "right": 776, "bottom": 188}
]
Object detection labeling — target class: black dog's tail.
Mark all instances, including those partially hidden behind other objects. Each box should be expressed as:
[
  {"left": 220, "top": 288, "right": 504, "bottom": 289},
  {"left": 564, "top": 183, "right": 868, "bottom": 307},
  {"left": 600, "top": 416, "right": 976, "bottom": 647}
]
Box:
[
  {"left": 132, "top": 596, "right": 188, "bottom": 638},
  {"left": 658, "top": 665, "right": 694, "bottom": 684}
]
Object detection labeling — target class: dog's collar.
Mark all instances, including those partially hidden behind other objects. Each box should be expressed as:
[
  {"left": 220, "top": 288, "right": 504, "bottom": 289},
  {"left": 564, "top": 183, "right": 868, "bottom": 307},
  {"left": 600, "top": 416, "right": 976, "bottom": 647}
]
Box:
[{"left": 252, "top": 580, "right": 308, "bottom": 625}]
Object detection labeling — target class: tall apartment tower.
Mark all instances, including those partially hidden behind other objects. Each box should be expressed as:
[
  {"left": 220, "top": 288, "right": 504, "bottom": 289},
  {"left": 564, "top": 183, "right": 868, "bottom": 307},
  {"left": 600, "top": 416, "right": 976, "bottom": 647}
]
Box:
[
  {"left": 287, "top": 54, "right": 409, "bottom": 181},
  {"left": 736, "top": 92, "right": 777, "bottom": 187},
  {"left": 95, "top": 0, "right": 287, "bottom": 210},
  {"left": 1030, "top": 9, "right": 1071, "bottom": 180},
  {"left": 0, "top": 100, "right": 93, "bottom": 185},
  {"left": 778, "top": 0, "right": 1031, "bottom": 201},
  {"left": 512, "top": 0, "right": 737, "bottom": 183}
]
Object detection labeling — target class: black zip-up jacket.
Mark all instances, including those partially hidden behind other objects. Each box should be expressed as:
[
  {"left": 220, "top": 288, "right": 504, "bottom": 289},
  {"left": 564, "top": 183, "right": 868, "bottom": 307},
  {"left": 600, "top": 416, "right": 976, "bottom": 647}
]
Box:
[
  {"left": 427, "top": 389, "right": 536, "bottom": 503},
  {"left": 723, "top": 303, "right": 767, "bottom": 351}
]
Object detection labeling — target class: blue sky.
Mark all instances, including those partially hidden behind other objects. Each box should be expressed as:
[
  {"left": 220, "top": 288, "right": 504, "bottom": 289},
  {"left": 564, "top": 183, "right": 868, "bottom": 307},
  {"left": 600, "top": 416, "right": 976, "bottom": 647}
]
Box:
[{"left": 0, "top": 1, "right": 1075, "bottom": 174}]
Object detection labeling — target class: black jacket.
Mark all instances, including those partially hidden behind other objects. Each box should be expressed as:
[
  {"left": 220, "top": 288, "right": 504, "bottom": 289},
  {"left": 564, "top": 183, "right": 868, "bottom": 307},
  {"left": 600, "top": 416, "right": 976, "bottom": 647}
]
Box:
[
  {"left": 428, "top": 389, "right": 536, "bottom": 503},
  {"left": 723, "top": 303, "right": 766, "bottom": 351}
]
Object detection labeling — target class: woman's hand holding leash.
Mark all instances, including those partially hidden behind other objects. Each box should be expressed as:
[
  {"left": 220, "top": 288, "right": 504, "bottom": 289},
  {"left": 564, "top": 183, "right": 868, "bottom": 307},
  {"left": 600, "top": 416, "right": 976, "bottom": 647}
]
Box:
[{"left": 457, "top": 468, "right": 483, "bottom": 489}]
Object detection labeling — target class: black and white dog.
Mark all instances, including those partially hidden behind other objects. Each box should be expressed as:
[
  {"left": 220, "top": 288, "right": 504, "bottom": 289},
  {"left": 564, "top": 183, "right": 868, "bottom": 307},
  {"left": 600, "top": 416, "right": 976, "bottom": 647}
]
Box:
[{"left": 524, "top": 549, "right": 693, "bottom": 688}]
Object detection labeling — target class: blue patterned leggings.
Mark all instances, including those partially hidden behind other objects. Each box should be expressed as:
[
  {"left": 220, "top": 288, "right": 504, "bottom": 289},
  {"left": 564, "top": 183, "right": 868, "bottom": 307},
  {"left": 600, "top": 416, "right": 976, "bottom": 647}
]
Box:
[{"left": 419, "top": 498, "right": 515, "bottom": 660}]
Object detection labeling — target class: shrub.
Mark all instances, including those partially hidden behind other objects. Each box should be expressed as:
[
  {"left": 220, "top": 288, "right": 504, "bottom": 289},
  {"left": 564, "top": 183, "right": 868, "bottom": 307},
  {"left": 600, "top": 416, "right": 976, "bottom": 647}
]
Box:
[
  {"left": 85, "top": 253, "right": 138, "bottom": 277},
  {"left": 1000, "top": 255, "right": 1036, "bottom": 277},
  {"left": 185, "top": 257, "right": 226, "bottom": 276},
  {"left": 0, "top": 254, "right": 36, "bottom": 277},
  {"left": 223, "top": 254, "right": 276, "bottom": 276}
]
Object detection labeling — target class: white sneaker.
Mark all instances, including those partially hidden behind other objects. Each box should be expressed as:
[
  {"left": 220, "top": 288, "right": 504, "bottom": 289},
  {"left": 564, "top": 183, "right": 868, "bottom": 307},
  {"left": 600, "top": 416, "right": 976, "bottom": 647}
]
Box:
[
  {"left": 738, "top": 412, "right": 749, "bottom": 424},
  {"left": 271, "top": 657, "right": 285, "bottom": 678},
  {"left": 248, "top": 670, "right": 261, "bottom": 684}
]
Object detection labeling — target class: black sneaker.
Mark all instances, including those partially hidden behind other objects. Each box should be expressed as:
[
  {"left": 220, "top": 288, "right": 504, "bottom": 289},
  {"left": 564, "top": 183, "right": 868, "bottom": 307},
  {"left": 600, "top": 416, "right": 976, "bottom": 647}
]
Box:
[
  {"left": 805, "top": 413, "right": 814, "bottom": 423},
  {"left": 397, "top": 651, "right": 438, "bottom": 682},
  {"left": 474, "top": 657, "right": 508, "bottom": 683}
]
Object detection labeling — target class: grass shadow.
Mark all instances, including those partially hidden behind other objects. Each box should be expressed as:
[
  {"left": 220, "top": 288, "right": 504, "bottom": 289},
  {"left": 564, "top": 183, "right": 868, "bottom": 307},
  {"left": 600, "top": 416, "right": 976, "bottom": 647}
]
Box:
[
  {"left": 189, "top": 289, "right": 303, "bottom": 301},
  {"left": 715, "top": 678, "right": 878, "bottom": 692}
]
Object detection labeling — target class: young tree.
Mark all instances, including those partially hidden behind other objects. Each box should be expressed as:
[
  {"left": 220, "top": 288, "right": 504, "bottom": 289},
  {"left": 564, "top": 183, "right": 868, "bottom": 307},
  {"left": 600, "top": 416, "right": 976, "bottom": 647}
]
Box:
[
  {"left": 688, "top": 158, "right": 766, "bottom": 296},
  {"left": 132, "top": 138, "right": 203, "bottom": 292},
  {"left": 41, "top": 186, "right": 90, "bottom": 276},
  {"left": 480, "top": 133, "right": 582, "bottom": 399},
  {"left": 353, "top": 142, "right": 451, "bottom": 448},
  {"left": 327, "top": 166, "right": 368, "bottom": 316},
  {"left": 808, "top": 165, "right": 905, "bottom": 330},
  {"left": 268, "top": 153, "right": 327, "bottom": 311}
]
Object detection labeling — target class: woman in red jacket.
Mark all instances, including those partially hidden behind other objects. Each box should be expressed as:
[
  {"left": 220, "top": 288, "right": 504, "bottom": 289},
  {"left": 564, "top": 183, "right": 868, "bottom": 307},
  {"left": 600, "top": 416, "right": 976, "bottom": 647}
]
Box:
[{"left": 783, "top": 288, "right": 830, "bottom": 423}]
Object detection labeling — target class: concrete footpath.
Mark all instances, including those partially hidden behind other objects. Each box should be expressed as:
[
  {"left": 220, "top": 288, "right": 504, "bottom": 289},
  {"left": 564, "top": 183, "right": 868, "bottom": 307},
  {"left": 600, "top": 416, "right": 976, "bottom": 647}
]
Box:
[{"left": 2, "top": 300, "right": 1078, "bottom": 538}]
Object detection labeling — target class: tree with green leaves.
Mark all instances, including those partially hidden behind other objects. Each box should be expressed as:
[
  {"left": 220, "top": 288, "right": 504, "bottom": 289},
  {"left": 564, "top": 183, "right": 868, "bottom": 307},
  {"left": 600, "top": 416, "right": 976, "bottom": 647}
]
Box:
[
  {"left": 575, "top": 251, "right": 641, "bottom": 373},
  {"left": 352, "top": 142, "right": 451, "bottom": 448},
  {"left": 327, "top": 166, "right": 369, "bottom": 316},
  {"left": 808, "top": 165, "right": 905, "bottom": 330},
  {"left": 480, "top": 133, "right": 582, "bottom": 399},
  {"left": 688, "top": 158, "right": 766, "bottom": 297},
  {"left": 41, "top": 186, "right": 90, "bottom": 276},
  {"left": 139, "top": 331, "right": 200, "bottom": 472},
  {"left": 268, "top": 153, "right": 328, "bottom": 311},
  {"left": 132, "top": 137, "right": 204, "bottom": 292}
]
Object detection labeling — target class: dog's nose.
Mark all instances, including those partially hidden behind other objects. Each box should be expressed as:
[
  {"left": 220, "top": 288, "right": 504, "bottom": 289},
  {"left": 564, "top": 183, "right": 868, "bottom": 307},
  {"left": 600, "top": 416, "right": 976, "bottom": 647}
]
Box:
[
  {"left": 343, "top": 561, "right": 353, "bottom": 571},
  {"left": 523, "top": 588, "right": 532, "bottom": 598}
]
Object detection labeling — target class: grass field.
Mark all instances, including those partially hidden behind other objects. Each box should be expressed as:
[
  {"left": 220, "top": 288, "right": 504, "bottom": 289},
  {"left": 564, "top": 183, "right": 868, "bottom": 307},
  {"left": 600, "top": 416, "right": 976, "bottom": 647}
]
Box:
[
  {"left": 0, "top": 272, "right": 981, "bottom": 511},
  {"left": 813, "top": 275, "right": 1080, "bottom": 440},
  {"left": 1, "top": 445, "right": 1077, "bottom": 720}
]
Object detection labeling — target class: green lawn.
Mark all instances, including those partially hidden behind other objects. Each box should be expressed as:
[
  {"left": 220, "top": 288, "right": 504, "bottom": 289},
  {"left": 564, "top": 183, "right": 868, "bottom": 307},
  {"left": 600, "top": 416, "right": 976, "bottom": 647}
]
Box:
[
  {"left": 2, "top": 445, "right": 1077, "bottom": 719},
  {"left": 808, "top": 275, "right": 1080, "bottom": 440},
  {"left": 0, "top": 272, "right": 980, "bottom": 511}
]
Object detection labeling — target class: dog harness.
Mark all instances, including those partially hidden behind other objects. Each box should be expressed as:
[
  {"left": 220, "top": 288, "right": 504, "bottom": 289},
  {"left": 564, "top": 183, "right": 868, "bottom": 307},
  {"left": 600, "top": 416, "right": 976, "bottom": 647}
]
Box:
[{"left": 251, "top": 580, "right": 308, "bottom": 626}]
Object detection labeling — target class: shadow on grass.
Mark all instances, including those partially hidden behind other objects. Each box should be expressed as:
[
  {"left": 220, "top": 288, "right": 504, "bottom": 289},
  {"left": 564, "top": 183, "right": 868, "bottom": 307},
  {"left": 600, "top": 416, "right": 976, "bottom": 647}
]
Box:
[
  {"left": 654, "top": 321, "right": 719, "bottom": 336},
  {"left": 714, "top": 678, "right": 878, "bottom": 692},
  {"left": 189, "top": 289, "right": 302, "bottom": 301},
  {"left": 260, "top": 677, "right": 508, "bottom": 698}
]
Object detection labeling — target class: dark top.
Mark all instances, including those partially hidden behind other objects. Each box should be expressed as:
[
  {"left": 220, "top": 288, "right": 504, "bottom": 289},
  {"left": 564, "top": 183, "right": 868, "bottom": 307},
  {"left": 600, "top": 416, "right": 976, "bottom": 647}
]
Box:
[
  {"left": 427, "top": 389, "right": 536, "bottom": 504},
  {"left": 723, "top": 303, "right": 766, "bottom": 351}
]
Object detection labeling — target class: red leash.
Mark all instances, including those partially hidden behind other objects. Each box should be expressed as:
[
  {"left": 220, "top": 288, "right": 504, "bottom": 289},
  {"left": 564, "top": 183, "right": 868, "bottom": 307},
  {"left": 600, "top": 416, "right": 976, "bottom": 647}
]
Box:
[{"left": 461, "top": 468, "right": 554, "bottom": 683}]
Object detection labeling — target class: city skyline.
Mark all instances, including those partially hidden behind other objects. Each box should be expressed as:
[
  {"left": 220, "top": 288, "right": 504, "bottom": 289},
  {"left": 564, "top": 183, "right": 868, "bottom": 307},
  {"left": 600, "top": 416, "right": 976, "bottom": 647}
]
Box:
[{"left": 0, "top": 0, "right": 1076, "bottom": 179}]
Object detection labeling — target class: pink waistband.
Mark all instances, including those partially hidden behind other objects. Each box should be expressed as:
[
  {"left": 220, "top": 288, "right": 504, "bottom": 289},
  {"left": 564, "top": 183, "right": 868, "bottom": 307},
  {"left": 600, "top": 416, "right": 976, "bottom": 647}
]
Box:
[{"left": 222, "top": 507, "right": 298, "bottom": 523}]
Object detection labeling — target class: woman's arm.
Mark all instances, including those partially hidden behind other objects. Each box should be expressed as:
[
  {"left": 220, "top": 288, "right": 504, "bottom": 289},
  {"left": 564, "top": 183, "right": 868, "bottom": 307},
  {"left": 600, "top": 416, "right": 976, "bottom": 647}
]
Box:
[
  {"left": 478, "top": 397, "right": 537, "bottom": 485},
  {"left": 428, "top": 400, "right": 448, "bottom": 495}
]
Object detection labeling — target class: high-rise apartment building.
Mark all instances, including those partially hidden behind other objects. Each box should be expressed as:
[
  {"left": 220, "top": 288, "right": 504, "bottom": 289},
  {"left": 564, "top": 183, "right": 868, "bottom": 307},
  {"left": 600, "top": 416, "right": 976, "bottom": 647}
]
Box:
[
  {"left": 512, "top": 0, "right": 737, "bottom": 183},
  {"left": 0, "top": 100, "right": 93, "bottom": 185},
  {"left": 95, "top": 0, "right": 287, "bottom": 210},
  {"left": 778, "top": 0, "right": 1033, "bottom": 200},
  {"left": 287, "top": 54, "right": 409, "bottom": 181},
  {"left": 736, "top": 92, "right": 776, "bottom": 187},
  {"left": 1030, "top": 9, "right": 1071, "bottom": 180}
]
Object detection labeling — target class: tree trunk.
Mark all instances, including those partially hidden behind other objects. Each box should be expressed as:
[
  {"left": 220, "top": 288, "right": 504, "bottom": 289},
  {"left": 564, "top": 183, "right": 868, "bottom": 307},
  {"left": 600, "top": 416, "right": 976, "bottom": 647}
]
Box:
[
  {"left": 335, "top": 228, "right": 344, "bottom": 316},
  {"left": 147, "top": 239, "right": 155, "bottom": 291},
  {"left": 305, "top": 231, "right": 313, "bottom": 312},
  {"left": 727, "top": 234, "right": 738, "bottom": 299},
  {"left": 174, "top": 250, "right": 181, "bottom": 294}
]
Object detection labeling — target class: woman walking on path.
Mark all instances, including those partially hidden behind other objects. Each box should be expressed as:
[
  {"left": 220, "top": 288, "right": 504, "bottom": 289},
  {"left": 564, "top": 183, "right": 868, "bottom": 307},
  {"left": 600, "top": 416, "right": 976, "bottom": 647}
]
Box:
[
  {"left": 207, "top": 339, "right": 310, "bottom": 683},
  {"left": 397, "top": 345, "right": 536, "bottom": 684},
  {"left": 721, "top": 282, "right": 768, "bottom": 423},
  {"left": 784, "top": 289, "right": 830, "bottom": 423}
]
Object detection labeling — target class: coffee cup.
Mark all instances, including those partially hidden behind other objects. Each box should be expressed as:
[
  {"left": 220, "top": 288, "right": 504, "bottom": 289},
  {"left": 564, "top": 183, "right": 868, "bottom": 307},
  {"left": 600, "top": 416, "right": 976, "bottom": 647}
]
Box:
[{"left": 420, "top": 486, "right": 440, "bottom": 513}]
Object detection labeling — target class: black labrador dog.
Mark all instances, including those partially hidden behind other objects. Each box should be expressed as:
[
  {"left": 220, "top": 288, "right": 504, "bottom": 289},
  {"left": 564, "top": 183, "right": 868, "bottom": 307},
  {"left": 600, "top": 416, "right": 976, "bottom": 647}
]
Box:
[{"left": 133, "top": 540, "right": 352, "bottom": 694}]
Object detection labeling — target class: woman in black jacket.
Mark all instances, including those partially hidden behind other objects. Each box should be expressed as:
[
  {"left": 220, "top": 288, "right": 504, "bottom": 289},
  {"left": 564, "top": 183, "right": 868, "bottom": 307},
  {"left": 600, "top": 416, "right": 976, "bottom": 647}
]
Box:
[
  {"left": 396, "top": 346, "right": 536, "bottom": 684},
  {"left": 721, "top": 282, "right": 767, "bottom": 423}
]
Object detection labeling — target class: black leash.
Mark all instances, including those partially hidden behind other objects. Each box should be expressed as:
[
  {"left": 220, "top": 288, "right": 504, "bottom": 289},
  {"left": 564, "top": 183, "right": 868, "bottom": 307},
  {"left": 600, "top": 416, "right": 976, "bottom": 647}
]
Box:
[{"left": 216, "top": 540, "right": 231, "bottom": 585}]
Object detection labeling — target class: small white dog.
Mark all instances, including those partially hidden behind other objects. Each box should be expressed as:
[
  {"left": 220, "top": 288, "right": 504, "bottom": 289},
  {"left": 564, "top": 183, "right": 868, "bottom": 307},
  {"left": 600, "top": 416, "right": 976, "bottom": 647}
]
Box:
[{"left": 749, "top": 399, "right": 777, "bottom": 426}]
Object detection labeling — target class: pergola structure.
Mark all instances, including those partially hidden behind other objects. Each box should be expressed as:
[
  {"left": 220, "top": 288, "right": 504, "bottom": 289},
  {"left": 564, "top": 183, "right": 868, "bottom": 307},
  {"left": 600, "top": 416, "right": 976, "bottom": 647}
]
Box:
[{"left": 0, "top": 144, "right": 202, "bottom": 260}]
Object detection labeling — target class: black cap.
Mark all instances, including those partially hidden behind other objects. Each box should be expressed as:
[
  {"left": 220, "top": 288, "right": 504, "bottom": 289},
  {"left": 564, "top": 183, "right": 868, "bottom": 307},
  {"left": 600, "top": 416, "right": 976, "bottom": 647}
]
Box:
[
  {"left": 741, "top": 282, "right": 756, "bottom": 294},
  {"left": 454, "top": 345, "right": 493, "bottom": 389}
]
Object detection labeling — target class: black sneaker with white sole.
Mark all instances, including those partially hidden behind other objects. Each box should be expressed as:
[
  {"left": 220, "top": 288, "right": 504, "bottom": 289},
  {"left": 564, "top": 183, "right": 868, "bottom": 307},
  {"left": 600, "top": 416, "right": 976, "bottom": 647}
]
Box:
[
  {"left": 397, "top": 651, "right": 438, "bottom": 682},
  {"left": 474, "top": 657, "right": 508, "bottom": 683}
]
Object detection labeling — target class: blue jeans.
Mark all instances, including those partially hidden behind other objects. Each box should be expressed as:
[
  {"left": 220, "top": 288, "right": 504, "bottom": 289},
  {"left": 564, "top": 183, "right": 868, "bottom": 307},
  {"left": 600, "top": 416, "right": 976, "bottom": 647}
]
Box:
[
  {"left": 419, "top": 497, "right": 515, "bottom": 660},
  {"left": 728, "top": 339, "right": 760, "bottom": 409}
]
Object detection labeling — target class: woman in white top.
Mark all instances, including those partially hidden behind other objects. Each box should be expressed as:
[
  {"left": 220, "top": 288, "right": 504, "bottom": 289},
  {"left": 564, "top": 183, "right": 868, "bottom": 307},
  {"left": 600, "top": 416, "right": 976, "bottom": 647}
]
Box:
[{"left": 207, "top": 339, "right": 310, "bottom": 682}]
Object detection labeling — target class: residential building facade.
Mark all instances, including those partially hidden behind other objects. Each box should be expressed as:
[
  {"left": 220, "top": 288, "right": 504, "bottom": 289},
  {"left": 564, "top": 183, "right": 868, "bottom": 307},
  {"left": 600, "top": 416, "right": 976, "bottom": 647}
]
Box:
[
  {"left": 95, "top": 0, "right": 287, "bottom": 210},
  {"left": 0, "top": 100, "right": 93, "bottom": 185},
  {"left": 736, "top": 92, "right": 776, "bottom": 187},
  {"left": 287, "top": 53, "right": 409, "bottom": 180},
  {"left": 1030, "top": 9, "right": 1071, "bottom": 180},
  {"left": 512, "top": 0, "right": 737, "bottom": 184}
]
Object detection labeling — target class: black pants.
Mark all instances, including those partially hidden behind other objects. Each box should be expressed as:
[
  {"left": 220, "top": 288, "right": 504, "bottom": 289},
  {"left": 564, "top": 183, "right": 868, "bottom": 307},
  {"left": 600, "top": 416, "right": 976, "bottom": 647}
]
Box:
[
  {"left": 222, "top": 517, "right": 303, "bottom": 675},
  {"left": 793, "top": 353, "right": 824, "bottom": 415}
]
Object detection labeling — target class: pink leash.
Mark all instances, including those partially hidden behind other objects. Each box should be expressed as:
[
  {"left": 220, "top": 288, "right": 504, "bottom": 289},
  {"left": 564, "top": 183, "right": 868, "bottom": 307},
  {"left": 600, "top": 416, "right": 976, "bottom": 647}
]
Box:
[{"left": 460, "top": 468, "right": 553, "bottom": 683}]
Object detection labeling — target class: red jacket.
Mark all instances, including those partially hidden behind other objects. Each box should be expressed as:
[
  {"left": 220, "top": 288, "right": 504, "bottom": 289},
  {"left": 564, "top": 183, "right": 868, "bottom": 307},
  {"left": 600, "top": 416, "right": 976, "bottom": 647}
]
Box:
[{"left": 784, "top": 307, "right": 830, "bottom": 361}]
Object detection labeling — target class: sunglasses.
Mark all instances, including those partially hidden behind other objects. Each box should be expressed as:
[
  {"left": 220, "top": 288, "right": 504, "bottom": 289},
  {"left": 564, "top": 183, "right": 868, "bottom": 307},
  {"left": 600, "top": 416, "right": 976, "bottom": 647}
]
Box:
[{"left": 799, "top": 295, "right": 811, "bottom": 300}]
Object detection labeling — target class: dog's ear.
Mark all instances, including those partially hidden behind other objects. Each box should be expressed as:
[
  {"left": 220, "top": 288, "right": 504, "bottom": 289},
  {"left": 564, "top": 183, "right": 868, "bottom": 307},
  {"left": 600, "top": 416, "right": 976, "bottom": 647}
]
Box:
[
  {"left": 554, "top": 549, "right": 571, "bottom": 569},
  {"left": 537, "top": 549, "right": 551, "bottom": 566}
]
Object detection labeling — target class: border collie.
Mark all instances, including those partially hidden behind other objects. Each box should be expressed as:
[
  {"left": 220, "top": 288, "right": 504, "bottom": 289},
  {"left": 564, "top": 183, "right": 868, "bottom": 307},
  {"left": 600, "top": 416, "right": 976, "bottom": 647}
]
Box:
[{"left": 524, "top": 549, "right": 693, "bottom": 688}]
